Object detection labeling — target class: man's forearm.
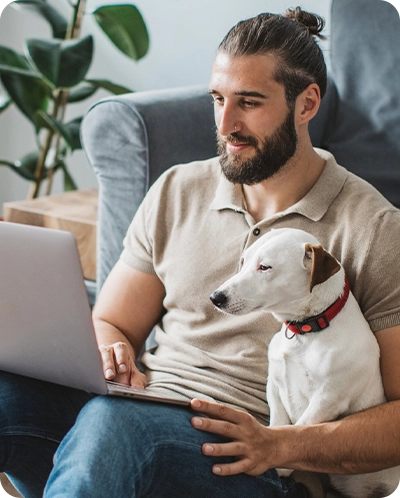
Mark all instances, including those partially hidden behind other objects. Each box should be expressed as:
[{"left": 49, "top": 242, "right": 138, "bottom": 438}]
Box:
[
  {"left": 93, "top": 316, "right": 148, "bottom": 386},
  {"left": 190, "top": 399, "right": 400, "bottom": 477},
  {"left": 278, "top": 400, "right": 400, "bottom": 474}
]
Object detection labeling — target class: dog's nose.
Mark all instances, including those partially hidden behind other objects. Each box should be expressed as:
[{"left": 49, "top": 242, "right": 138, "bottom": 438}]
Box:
[{"left": 210, "top": 290, "right": 228, "bottom": 308}]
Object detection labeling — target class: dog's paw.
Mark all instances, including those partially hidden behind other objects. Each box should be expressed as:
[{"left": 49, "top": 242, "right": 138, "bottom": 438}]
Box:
[{"left": 277, "top": 468, "right": 294, "bottom": 477}]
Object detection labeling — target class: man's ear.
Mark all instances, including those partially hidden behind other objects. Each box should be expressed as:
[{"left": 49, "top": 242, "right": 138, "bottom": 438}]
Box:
[
  {"left": 304, "top": 243, "right": 341, "bottom": 292},
  {"left": 296, "top": 83, "right": 321, "bottom": 125}
]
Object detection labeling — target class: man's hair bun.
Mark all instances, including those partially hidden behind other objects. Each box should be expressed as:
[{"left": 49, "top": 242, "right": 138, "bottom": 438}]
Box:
[
  {"left": 217, "top": 7, "right": 328, "bottom": 103},
  {"left": 284, "top": 7, "right": 326, "bottom": 40}
]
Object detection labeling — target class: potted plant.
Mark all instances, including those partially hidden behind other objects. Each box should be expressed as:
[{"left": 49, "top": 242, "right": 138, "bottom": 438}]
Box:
[{"left": 0, "top": 0, "right": 149, "bottom": 198}]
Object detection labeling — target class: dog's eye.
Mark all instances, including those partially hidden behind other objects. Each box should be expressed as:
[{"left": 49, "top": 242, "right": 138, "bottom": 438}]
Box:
[{"left": 258, "top": 264, "right": 272, "bottom": 272}]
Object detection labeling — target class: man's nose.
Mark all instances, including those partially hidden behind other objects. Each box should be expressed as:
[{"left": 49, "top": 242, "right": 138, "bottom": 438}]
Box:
[{"left": 216, "top": 103, "right": 241, "bottom": 136}]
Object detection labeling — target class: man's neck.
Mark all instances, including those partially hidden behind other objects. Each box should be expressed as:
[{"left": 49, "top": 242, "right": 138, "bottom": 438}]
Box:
[{"left": 242, "top": 147, "right": 326, "bottom": 223}]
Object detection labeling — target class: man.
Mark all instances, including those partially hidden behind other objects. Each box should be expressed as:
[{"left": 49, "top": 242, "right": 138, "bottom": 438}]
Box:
[{"left": 1, "top": 8, "right": 400, "bottom": 498}]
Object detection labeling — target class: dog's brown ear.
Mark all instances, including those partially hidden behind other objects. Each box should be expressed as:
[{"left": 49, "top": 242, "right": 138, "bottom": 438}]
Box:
[{"left": 305, "top": 244, "right": 341, "bottom": 292}]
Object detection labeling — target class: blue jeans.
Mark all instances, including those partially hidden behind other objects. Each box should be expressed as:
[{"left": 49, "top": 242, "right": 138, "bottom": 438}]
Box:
[
  {"left": 45, "top": 396, "right": 307, "bottom": 497},
  {"left": 0, "top": 371, "right": 92, "bottom": 498},
  {"left": 0, "top": 371, "right": 307, "bottom": 498}
]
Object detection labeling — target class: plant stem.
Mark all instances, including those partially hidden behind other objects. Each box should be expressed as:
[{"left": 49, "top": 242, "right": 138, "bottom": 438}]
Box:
[
  {"left": 28, "top": 109, "right": 56, "bottom": 198},
  {"left": 28, "top": 0, "right": 87, "bottom": 199},
  {"left": 45, "top": 132, "right": 64, "bottom": 195}
]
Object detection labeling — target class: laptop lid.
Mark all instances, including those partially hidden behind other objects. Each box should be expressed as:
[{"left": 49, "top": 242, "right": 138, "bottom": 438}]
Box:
[{"left": 0, "top": 221, "right": 108, "bottom": 394}]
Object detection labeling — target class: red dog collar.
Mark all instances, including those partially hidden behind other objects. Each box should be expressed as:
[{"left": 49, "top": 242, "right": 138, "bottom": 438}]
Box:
[{"left": 284, "top": 277, "right": 350, "bottom": 335}]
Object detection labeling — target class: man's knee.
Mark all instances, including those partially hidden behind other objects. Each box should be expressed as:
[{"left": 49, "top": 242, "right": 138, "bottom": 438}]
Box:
[
  {"left": 72, "top": 396, "right": 153, "bottom": 442},
  {"left": 0, "top": 371, "right": 91, "bottom": 438},
  {"left": 0, "top": 371, "right": 38, "bottom": 430},
  {"left": 64, "top": 397, "right": 194, "bottom": 457}
]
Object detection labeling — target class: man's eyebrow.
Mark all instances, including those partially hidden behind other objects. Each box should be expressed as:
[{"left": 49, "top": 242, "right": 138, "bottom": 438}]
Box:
[
  {"left": 235, "top": 91, "right": 267, "bottom": 99},
  {"left": 207, "top": 89, "right": 267, "bottom": 99}
]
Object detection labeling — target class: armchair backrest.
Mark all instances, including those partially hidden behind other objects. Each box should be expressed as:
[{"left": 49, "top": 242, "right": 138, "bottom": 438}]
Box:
[
  {"left": 326, "top": 0, "right": 400, "bottom": 207},
  {"left": 81, "top": 86, "right": 216, "bottom": 292}
]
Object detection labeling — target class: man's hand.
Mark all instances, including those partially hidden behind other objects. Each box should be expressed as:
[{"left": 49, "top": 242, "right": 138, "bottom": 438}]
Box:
[
  {"left": 93, "top": 261, "right": 165, "bottom": 389},
  {"left": 99, "top": 341, "right": 147, "bottom": 388},
  {"left": 190, "top": 398, "right": 278, "bottom": 476}
]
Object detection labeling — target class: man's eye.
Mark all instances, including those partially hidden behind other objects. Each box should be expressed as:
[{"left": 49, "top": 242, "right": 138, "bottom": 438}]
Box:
[
  {"left": 242, "top": 100, "right": 259, "bottom": 108},
  {"left": 212, "top": 97, "right": 224, "bottom": 105},
  {"left": 258, "top": 265, "right": 272, "bottom": 272}
]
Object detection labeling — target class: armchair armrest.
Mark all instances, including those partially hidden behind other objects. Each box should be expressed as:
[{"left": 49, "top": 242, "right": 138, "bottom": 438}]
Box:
[{"left": 81, "top": 86, "right": 216, "bottom": 294}]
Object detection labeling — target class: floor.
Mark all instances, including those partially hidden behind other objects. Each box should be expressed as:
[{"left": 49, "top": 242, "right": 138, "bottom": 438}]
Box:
[{"left": 0, "top": 474, "right": 21, "bottom": 498}]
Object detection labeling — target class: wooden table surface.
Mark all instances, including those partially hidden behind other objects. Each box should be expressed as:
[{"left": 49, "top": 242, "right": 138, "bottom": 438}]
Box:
[{"left": 3, "top": 189, "right": 98, "bottom": 281}]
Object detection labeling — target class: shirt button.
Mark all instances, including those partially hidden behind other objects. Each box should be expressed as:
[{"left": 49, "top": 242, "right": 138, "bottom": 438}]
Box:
[{"left": 253, "top": 228, "right": 261, "bottom": 236}]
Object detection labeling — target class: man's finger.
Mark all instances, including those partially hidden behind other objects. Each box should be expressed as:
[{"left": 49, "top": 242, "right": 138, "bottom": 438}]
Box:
[
  {"left": 99, "top": 345, "right": 116, "bottom": 379},
  {"left": 129, "top": 367, "right": 147, "bottom": 388},
  {"left": 191, "top": 398, "right": 244, "bottom": 423},
  {"left": 202, "top": 441, "right": 244, "bottom": 457},
  {"left": 112, "top": 342, "right": 130, "bottom": 373},
  {"left": 211, "top": 459, "right": 253, "bottom": 476},
  {"left": 191, "top": 415, "right": 238, "bottom": 439}
]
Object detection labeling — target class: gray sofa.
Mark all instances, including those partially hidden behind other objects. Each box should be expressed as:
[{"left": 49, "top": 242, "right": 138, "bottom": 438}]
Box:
[{"left": 79, "top": 1, "right": 399, "bottom": 495}]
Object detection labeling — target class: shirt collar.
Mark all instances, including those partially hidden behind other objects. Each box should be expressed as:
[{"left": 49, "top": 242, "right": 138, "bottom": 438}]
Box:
[
  {"left": 209, "top": 174, "right": 246, "bottom": 213},
  {"left": 209, "top": 148, "right": 347, "bottom": 223}
]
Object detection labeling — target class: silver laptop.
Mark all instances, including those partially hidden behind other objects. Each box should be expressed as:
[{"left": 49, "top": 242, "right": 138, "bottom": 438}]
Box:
[{"left": 0, "top": 221, "right": 189, "bottom": 406}]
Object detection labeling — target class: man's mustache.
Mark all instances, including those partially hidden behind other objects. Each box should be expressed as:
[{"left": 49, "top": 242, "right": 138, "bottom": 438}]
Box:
[{"left": 218, "top": 132, "right": 259, "bottom": 148}]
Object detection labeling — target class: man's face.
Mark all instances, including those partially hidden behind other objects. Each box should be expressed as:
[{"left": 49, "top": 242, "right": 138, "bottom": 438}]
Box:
[
  {"left": 216, "top": 107, "right": 297, "bottom": 185},
  {"left": 209, "top": 52, "right": 298, "bottom": 185}
]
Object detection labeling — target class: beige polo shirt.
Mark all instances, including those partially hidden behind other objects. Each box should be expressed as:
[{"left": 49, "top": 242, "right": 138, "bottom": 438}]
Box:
[{"left": 121, "top": 148, "right": 400, "bottom": 424}]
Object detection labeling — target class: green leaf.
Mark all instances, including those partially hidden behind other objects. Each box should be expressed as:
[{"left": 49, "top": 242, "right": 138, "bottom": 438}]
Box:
[
  {"left": 0, "top": 159, "right": 15, "bottom": 168},
  {"left": 0, "top": 45, "right": 38, "bottom": 77},
  {"left": 35, "top": 111, "right": 82, "bottom": 150},
  {"left": 12, "top": 0, "right": 68, "bottom": 39},
  {"left": 1, "top": 72, "right": 51, "bottom": 126},
  {"left": 64, "top": 116, "right": 83, "bottom": 150},
  {"left": 15, "top": 151, "right": 42, "bottom": 179},
  {"left": 0, "top": 47, "right": 50, "bottom": 126},
  {"left": 93, "top": 5, "right": 149, "bottom": 60},
  {"left": 85, "top": 78, "right": 132, "bottom": 95},
  {"left": 26, "top": 36, "right": 94, "bottom": 88},
  {"left": 0, "top": 45, "right": 28, "bottom": 68},
  {"left": 35, "top": 110, "right": 72, "bottom": 145},
  {"left": 0, "top": 64, "right": 38, "bottom": 77},
  {"left": 67, "top": 83, "right": 98, "bottom": 103},
  {"left": 0, "top": 151, "right": 42, "bottom": 181},
  {"left": 61, "top": 164, "right": 78, "bottom": 191}
]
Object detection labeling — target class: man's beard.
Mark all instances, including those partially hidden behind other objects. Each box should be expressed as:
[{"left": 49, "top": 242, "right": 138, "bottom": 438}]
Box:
[{"left": 217, "top": 108, "right": 298, "bottom": 185}]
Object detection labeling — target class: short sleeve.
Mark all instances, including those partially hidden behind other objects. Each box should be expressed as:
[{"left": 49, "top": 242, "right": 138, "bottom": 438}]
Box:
[
  {"left": 120, "top": 181, "right": 159, "bottom": 276},
  {"left": 357, "top": 209, "right": 400, "bottom": 332}
]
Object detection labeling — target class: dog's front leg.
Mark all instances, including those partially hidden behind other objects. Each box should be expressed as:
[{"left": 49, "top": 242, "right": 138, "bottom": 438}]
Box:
[
  {"left": 267, "top": 381, "right": 294, "bottom": 477},
  {"left": 295, "top": 389, "right": 349, "bottom": 426},
  {"left": 267, "top": 381, "right": 292, "bottom": 427}
]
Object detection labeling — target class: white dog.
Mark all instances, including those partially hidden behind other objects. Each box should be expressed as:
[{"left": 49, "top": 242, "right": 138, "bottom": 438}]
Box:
[{"left": 210, "top": 228, "right": 399, "bottom": 498}]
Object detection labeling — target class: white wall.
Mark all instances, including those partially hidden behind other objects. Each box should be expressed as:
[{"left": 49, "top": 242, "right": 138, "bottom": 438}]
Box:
[{"left": 0, "top": 0, "right": 332, "bottom": 209}]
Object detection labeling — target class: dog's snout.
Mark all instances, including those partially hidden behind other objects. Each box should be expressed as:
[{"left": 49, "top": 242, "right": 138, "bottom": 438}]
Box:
[{"left": 210, "top": 290, "right": 228, "bottom": 308}]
